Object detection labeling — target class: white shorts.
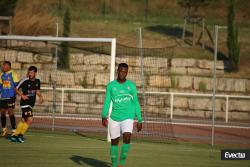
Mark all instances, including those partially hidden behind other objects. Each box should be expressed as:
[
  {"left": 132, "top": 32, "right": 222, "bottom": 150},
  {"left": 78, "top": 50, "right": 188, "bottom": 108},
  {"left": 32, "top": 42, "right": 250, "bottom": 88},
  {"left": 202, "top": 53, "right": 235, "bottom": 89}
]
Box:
[{"left": 108, "top": 118, "right": 134, "bottom": 139}]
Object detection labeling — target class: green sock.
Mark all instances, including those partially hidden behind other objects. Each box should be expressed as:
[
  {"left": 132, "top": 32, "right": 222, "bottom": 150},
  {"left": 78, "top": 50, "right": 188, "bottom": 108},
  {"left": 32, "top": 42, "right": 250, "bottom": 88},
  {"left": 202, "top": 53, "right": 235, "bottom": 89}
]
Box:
[
  {"left": 119, "top": 143, "right": 131, "bottom": 166},
  {"left": 110, "top": 145, "right": 118, "bottom": 167}
]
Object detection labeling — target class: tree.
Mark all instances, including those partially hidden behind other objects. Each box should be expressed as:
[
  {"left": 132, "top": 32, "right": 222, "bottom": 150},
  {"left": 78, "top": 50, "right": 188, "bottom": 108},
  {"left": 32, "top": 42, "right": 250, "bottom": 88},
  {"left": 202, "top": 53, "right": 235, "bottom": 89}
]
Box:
[
  {"left": 227, "top": 0, "right": 240, "bottom": 71},
  {"left": 144, "top": 0, "right": 149, "bottom": 21},
  {"left": 177, "top": 0, "right": 210, "bottom": 16},
  {"left": 63, "top": 8, "right": 71, "bottom": 37},
  {"left": 59, "top": 7, "right": 71, "bottom": 69},
  {"left": 102, "top": 0, "right": 106, "bottom": 18},
  {"left": 178, "top": 0, "right": 210, "bottom": 46},
  {"left": 58, "top": 0, "right": 63, "bottom": 17},
  {"left": 0, "top": 0, "right": 17, "bottom": 16}
]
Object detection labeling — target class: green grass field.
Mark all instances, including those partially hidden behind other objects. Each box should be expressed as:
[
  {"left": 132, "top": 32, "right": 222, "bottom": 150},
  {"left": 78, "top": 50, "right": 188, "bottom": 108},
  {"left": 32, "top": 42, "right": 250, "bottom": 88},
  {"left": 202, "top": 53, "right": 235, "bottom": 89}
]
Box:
[{"left": 0, "top": 130, "right": 249, "bottom": 167}]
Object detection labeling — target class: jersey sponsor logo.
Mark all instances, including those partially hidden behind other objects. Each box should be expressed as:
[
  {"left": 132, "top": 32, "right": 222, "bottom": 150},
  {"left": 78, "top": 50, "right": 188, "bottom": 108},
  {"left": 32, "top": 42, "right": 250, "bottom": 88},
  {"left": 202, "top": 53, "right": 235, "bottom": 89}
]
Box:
[
  {"left": 1, "top": 74, "right": 14, "bottom": 89},
  {"left": 28, "top": 90, "right": 37, "bottom": 96},
  {"left": 3, "top": 80, "right": 11, "bottom": 88},
  {"left": 114, "top": 94, "right": 133, "bottom": 103}
]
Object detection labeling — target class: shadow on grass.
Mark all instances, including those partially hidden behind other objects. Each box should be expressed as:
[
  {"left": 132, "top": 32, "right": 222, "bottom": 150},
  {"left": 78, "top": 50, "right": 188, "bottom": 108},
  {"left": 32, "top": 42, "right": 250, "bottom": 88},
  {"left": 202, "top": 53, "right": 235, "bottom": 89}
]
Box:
[
  {"left": 146, "top": 25, "right": 192, "bottom": 38},
  {"left": 73, "top": 131, "right": 106, "bottom": 142},
  {"left": 70, "top": 155, "right": 111, "bottom": 167}
]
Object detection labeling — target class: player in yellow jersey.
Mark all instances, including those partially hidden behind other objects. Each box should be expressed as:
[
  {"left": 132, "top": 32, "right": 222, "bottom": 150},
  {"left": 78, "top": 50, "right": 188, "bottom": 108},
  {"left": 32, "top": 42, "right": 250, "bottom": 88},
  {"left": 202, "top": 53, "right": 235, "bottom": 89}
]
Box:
[{"left": 0, "top": 61, "right": 18, "bottom": 136}]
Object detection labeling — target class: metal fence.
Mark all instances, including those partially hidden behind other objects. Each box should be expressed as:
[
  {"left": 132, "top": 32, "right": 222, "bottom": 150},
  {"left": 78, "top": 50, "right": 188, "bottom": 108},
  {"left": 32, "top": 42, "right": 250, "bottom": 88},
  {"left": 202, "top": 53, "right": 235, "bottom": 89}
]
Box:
[{"left": 1, "top": 36, "right": 250, "bottom": 145}]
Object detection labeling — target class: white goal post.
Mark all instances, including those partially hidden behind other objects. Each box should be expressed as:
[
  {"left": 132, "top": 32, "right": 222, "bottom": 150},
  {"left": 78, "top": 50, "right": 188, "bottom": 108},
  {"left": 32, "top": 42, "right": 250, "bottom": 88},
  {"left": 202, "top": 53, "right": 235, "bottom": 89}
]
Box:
[{"left": 0, "top": 35, "right": 116, "bottom": 141}]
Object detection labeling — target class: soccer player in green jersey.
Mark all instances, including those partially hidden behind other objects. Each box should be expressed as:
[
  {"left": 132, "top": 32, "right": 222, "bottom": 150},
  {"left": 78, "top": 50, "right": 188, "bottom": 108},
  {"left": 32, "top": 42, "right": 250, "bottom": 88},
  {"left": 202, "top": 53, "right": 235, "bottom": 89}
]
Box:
[{"left": 101, "top": 63, "right": 143, "bottom": 167}]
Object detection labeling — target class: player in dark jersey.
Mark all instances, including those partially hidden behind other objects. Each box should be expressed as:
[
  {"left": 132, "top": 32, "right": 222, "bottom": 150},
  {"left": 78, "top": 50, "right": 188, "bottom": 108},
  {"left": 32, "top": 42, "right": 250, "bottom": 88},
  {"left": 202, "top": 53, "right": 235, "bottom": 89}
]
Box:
[{"left": 11, "top": 66, "right": 43, "bottom": 143}]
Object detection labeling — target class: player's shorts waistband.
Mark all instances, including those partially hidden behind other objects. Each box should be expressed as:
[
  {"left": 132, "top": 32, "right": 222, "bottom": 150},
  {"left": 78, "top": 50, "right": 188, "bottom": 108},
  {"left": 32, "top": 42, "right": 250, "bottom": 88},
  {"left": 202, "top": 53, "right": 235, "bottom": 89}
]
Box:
[
  {"left": 0, "top": 97, "right": 16, "bottom": 100},
  {"left": 21, "top": 105, "right": 33, "bottom": 109}
]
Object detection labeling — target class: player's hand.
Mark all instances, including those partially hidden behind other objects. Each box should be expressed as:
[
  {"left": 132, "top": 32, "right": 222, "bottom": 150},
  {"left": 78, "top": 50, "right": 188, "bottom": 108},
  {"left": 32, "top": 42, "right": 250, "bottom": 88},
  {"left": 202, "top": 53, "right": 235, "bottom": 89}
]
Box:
[
  {"left": 21, "top": 94, "right": 29, "bottom": 100},
  {"left": 39, "top": 96, "right": 44, "bottom": 104},
  {"left": 102, "top": 118, "right": 108, "bottom": 127},
  {"left": 137, "top": 122, "right": 142, "bottom": 132}
]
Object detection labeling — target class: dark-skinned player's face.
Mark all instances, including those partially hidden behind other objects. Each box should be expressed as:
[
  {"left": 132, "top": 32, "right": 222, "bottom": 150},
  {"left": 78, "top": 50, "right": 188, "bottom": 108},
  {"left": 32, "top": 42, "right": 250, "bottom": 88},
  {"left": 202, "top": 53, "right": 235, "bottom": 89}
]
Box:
[
  {"left": 117, "top": 67, "right": 128, "bottom": 81},
  {"left": 28, "top": 70, "right": 36, "bottom": 80},
  {"left": 2, "top": 63, "right": 10, "bottom": 72}
]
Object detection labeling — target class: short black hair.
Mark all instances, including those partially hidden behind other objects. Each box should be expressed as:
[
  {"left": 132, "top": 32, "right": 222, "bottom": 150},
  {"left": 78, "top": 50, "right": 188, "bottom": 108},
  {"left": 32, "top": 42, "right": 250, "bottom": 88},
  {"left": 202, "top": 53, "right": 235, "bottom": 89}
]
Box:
[
  {"left": 118, "top": 63, "right": 128, "bottom": 69},
  {"left": 28, "top": 66, "right": 38, "bottom": 72},
  {"left": 3, "top": 61, "right": 11, "bottom": 67}
]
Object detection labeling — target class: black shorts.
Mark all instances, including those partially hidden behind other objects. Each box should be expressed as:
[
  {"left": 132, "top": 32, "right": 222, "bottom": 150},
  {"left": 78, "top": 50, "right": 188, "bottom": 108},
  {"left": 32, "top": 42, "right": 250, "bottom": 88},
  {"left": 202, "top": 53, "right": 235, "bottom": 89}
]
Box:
[
  {"left": 21, "top": 106, "right": 33, "bottom": 121},
  {"left": 0, "top": 97, "right": 16, "bottom": 109}
]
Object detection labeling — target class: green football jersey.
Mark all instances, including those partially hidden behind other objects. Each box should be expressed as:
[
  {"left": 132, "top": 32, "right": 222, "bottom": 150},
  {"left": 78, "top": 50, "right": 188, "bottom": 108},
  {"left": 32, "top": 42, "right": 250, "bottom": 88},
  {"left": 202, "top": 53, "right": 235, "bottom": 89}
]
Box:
[{"left": 101, "top": 80, "right": 142, "bottom": 123}]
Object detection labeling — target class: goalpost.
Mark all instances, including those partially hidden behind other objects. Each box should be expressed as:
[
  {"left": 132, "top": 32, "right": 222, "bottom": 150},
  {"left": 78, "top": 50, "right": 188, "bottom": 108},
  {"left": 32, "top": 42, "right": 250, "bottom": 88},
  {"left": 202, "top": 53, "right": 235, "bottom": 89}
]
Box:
[{"left": 0, "top": 35, "right": 116, "bottom": 141}]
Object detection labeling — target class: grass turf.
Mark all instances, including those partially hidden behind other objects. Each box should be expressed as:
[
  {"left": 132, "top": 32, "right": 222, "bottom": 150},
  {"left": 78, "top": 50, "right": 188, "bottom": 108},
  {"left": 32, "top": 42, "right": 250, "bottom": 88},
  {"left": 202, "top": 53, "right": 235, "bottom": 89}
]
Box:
[{"left": 0, "top": 130, "right": 249, "bottom": 167}]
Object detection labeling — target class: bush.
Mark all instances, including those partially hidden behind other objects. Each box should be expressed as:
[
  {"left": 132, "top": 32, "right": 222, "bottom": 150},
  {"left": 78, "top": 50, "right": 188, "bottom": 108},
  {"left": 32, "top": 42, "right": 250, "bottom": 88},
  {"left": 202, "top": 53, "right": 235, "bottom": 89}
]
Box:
[{"left": 0, "top": 0, "right": 17, "bottom": 16}]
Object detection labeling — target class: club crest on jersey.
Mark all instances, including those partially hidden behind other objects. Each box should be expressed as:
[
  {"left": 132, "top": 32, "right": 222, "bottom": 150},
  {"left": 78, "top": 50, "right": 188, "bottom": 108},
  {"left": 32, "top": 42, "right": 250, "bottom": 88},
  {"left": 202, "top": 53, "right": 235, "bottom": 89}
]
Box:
[{"left": 119, "top": 90, "right": 125, "bottom": 93}]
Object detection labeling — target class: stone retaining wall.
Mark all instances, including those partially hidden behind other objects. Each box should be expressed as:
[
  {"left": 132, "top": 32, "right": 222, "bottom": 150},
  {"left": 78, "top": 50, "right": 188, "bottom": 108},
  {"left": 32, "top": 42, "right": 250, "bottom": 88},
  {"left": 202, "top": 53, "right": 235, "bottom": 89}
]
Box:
[{"left": 0, "top": 49, "right": 249, "bottom": 121}]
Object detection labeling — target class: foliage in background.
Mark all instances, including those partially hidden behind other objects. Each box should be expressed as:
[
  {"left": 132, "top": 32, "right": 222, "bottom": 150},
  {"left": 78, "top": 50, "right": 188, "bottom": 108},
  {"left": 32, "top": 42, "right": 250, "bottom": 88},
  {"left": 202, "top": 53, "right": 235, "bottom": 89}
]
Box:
[
  {"left": 227, "top": 0, "right": 240, "bottom": 71},
  {"left": 0, "top": 0, "right": 17, "bottom": 16},
  {"left": 177, "top": 0, "right": 210, "bottom": 16},
  {"left": 102, "top": 0, "right": 106, "bottom": 18},
  {"left": 59, "top": 7, "right": 71, "bottom": 69},
  {"left": 198, "top": 81, "right": 207, "bottom": 92},
  {"left": 144, "top": 0, "right": 149, "bottom": 21},
  {"left": 177, "top": 0, "right": 213, "bottom": 46}
]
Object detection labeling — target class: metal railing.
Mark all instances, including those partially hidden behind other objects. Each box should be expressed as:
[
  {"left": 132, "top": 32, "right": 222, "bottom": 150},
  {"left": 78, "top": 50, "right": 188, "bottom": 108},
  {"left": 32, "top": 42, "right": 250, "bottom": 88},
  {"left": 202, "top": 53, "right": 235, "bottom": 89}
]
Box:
[{"left": 42, "top": 87, "right": 250, "bottom": 123}]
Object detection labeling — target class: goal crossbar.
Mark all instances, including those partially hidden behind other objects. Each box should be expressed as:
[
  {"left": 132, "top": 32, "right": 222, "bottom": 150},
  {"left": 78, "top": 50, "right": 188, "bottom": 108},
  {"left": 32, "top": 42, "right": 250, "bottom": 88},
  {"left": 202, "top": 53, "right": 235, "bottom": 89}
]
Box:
[
  {"left": 0, "top": 35, "right": 114, "bottom": 43},
  {"left": 0, "top": 35, "right": 116, "bottom": 81}
]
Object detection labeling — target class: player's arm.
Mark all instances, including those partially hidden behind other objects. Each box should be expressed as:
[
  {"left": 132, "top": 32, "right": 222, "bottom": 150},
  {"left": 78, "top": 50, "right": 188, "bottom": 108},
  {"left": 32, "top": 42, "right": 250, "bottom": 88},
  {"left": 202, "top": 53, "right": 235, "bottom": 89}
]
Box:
[
  {"left": 101, "top": 84, "right": 111, "bottom": 127},
  {"left": 36, "top": 90, "right": 44, "bottom": 104},
  {"left": 12, "top": 71, "right": 19, "bottom": 87},
  {"left": 133, "top": 84, "right": 143, "bottom": 132},
  {"left": 36, "top": 79, "right": 43, "bottom": 104},
  {"left": 0, "top": 75, "right": 2, "bottom": 93},
  {"left": 15, "top": 78, "right": 29, "bottom": 100},
  {"left": 15, "top": 88, "right": 29, "bottom": 100}
]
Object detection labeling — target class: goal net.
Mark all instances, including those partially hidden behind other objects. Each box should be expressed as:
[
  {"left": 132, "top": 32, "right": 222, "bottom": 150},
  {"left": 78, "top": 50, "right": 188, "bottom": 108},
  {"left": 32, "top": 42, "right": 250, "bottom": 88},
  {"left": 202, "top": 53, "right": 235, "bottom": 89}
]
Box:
[{"left": 0, "top": 35, "right": 177, "bottom": 142}]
